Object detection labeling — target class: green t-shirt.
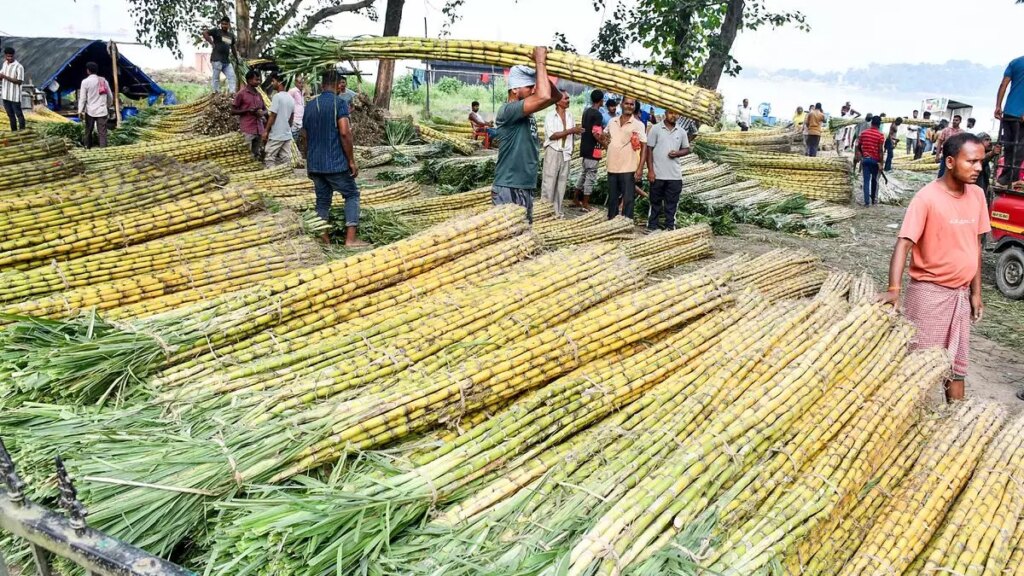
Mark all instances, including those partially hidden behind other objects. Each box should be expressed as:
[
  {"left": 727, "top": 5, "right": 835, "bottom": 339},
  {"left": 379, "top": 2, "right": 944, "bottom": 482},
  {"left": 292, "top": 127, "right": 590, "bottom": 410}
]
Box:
[{"left": 494, "top": 100, "right": 539, "bottom": 189}]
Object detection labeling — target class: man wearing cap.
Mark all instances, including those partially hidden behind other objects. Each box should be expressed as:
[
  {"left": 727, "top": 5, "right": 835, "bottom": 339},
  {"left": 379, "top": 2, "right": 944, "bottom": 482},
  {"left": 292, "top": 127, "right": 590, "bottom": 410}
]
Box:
[{"left": 492, "top": 47, "right": 561, "bottom": 222}]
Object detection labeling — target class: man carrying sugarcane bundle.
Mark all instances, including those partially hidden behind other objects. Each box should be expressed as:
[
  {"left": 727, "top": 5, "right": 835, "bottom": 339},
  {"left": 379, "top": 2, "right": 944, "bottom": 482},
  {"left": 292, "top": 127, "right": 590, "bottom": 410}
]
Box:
[
  {"left": 492, "top": 47, "right": 560, "bottom": 223},
  {"left": 880, "top": 132, "right": 990, "bottom": 403},
  {"left": 302, "top": 69, "right": 368, "bottom": 248}
]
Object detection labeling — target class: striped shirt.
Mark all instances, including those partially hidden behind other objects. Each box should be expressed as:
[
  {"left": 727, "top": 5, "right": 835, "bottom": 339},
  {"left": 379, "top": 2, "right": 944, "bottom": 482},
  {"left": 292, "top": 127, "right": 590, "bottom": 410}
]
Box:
[
  {"left": 858, "top": 127, "right": 885, "bottom": 161},
  {"left": 303, "top": 92, "right": 351, "bottom": 174},
  {"left": 1, "top": 60, "right": 24, "bottom": 103}
]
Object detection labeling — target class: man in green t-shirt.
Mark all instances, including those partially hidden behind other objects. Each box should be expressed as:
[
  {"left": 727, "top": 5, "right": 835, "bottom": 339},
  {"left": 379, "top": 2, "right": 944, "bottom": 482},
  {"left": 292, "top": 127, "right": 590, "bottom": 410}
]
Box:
[{"left": 492, "top": 47, "right": 560, "bottom": 223}]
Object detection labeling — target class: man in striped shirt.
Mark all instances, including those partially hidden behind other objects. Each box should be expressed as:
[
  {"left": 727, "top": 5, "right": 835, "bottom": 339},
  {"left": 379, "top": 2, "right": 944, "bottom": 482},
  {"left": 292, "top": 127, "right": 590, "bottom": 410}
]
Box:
[
  {"left": 301, "top": 69, "right": 368, "bottom": 248},
  {"left": 858, "top": 116, "right": 885, "bottom": 206},
  {"left": 0, "top": 47, "right": 25, "bottom": 132}
]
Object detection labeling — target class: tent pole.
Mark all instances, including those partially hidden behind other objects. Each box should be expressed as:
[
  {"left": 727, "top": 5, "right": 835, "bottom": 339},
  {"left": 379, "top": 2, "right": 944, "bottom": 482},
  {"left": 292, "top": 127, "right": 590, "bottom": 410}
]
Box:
[{"left": 109, "top": 41, "right": 121, "bottom": 124}]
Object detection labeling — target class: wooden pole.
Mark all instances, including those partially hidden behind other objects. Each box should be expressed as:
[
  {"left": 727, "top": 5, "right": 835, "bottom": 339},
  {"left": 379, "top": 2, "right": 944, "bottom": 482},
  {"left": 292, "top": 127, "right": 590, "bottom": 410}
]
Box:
[
  {"left": 423, "top": 17, "right": 430, "bottom": 118},
  {"left": 109, "top": 41, "right": 121, "bottom": 124}
]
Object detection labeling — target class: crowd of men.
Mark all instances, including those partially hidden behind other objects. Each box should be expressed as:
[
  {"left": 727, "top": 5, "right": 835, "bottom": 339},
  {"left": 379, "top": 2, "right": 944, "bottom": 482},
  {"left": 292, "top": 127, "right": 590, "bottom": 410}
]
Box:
[{"left": 483, "top": 47, "right": 692, "bottom": 230}]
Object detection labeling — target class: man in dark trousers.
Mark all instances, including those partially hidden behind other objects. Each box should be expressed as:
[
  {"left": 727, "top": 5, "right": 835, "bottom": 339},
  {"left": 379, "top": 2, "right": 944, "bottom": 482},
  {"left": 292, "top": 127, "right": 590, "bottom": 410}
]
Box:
[
  {"left": 203, "top": 17, "right": 237, "bottom": 93},
  {"left": 302, "top": 70, "right": 368, "bottom": 248},
  {"left": 491, "top": 47, "right": 560, "bottom": 223},
  {"left": 0, "top": 46, "right": 25, "bottom": 131},
  {"left": 995, "top": 53, "right": 1024, "bottom": 188},
  {"left": 576, "top": 88, "right": 605, "bottom": 211},
  {"left": 602, "top": 96, "right": 647, "bottom": 220},
  {"left": 645, "top": 109, "right": 691, "bottom": 230},
  {"left": 231, "top": 70, "right": 266, "bottom": 159}
]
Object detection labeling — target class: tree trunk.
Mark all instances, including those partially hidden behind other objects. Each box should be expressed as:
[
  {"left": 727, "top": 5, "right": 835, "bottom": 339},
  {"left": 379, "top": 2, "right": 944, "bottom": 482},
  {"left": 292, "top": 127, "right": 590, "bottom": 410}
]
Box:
[
  {"left": 695, "top": 0, "right": 744, "bottom": 90},
  {"left": 374, "top": 0, "right": 406, "bottom": 110},
  {"left": 235, "top": 0, "right": 254, "bottom": 59}
]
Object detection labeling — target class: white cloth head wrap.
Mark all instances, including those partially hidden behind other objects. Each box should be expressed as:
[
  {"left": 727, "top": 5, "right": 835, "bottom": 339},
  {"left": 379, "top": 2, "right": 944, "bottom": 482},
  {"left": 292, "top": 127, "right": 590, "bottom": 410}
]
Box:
[{"left": 508, "top": 65, "right": 537, "bottom": 89}]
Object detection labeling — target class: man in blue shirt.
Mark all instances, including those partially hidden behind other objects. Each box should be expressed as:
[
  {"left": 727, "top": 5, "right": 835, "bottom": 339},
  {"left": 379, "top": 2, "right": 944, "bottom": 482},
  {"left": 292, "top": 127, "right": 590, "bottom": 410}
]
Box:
[
  {"left": 301, "top": 69, "right": 368, "bottom": 247},
  {"left": 996, "top": 54, "right": 1024, "bottom": 188},
  {"left": 600, "top": 98, "right": 618, "bottom": 128}
]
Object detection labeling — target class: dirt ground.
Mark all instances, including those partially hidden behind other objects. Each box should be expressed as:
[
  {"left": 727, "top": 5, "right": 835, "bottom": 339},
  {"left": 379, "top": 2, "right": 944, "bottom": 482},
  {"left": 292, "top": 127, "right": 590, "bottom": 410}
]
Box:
[{"left": 702, "top": 175, "right": 1024, "bottom": 413}]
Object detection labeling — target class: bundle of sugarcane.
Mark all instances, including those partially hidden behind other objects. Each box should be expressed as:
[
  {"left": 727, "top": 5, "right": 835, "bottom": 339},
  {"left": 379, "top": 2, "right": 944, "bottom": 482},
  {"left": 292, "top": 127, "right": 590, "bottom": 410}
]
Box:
[
  {"left": 838, "top": 401, "right": 1006, "bottom": 575},
  {"left": 726, "top": 248, "right": 824, "bottom": 300},
  {"left": 357, "top": 142, "right": 453, "bottom": 160},
  {"left": 697, "top": 130, "right": 794, "bottom": 153},
  {"left": 0, "top": 163, "right": 228, "bottom": 243},
  {"left": 697, "top": 346, "right": 948, "bottom": 575},
  {"left": 0, "top": 212, "right": 306, "bottom": 303},
  {"left": 229, "top": 164, "right": 293, "bottom": 184},
  {"left": 619, "top": 224, "right": 713, "bottom": 273},
  {"left": 0, "top": 137, "right": 68, "bottom": 164},
  {"left": 142, "top": 93, "right": 238, "bottom": 138},
  {"left": 892, "top": 156, "right": 941, "bottom": 171},
  {"left": 537, "top": 215, "right": 634, "bottom": 248},
  {"left": 907, "top": 412, "right": 1024, "bottom": 575},
  {"left": 814, "top": 270, "right": 854, "bottom": 300},
  {"left": 848, "top": 272, "right": 878, "bottom": 304},
  {"left": 0, "top": 159, "right": 177, "bottom": 208},
  {"left": 0, "top": 239, "right": 324, "bottom": 328},
  {"left": 793, "top": 414, "right": 944, "bottom": 575},
  {"left": 416, "top": 123, "right": 477, "bottom": 155},
  {"left": 0, "top": 155, "right": 83, "bottom": 189},
  {"left": 0, "top": 206, "right": 529, "bottom": 403},
  {"left": 0, "top": 186, "right": 263, "bottom": 271},
  {"left": 151, "top": 233, "right": 542, "bottom": 387},
  {"left": 0, "top": 128, "right": 41, "bottom": 146},
  {"left": 805, "top": 199, "right": 858, "bottom": 225},
  {"left": 30, "top": 105, "right": 73, "bottom": 123},
  {"left": 358, "top": 186, "right": 493, "bottom": 227},
  {"left": 274, "top": 36, "right": 723, "bottom": 124},
  {"left": 736, "top": 167, "right": 852, "bottom": 202},
  {"left": 70, "top": 133, "right": 258, "bottom": 172},
  {"left": 416, "top": 156, "right": 496, "bottom": 191}
]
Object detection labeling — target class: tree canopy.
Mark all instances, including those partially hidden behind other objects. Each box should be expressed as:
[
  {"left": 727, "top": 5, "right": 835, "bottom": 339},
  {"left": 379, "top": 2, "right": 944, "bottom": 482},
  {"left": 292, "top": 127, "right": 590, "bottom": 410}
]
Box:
[{"left": 127, "top": 0, "right": 379, "bottom": 59}]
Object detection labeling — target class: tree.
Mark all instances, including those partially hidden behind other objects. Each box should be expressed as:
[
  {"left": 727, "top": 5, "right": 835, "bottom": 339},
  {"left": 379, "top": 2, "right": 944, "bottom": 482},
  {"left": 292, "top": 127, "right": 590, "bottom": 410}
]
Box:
[
  {"left": 587, "top": 0, "right": 808, "bottom": 89},
  {"left": 374, "top": 0, "right": 406, "bottom": 109},
  {"left": 126, "top": 0, "right": 379, "bottom": 59}
]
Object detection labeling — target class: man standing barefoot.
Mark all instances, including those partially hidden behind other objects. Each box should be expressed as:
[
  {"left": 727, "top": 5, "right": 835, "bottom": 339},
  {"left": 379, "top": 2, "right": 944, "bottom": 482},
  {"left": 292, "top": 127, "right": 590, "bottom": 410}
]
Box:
[{"left": 880, "top": 133, "right": 991, "bottom": 402}]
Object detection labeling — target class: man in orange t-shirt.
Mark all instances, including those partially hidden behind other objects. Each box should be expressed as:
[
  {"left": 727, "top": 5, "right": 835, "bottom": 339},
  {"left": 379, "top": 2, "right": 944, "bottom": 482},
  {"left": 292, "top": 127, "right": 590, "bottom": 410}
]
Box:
[{"left": 880, "top": 132, "right": 991, "bottom": 402}]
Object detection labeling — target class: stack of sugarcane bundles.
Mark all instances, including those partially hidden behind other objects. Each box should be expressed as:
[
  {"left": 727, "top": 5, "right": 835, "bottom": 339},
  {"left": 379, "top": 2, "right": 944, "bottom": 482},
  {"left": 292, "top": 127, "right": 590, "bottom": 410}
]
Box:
[
  {"left": 416, "top": 123, "right": 477, "bottom": 155},
  {"left": 0, "top": 212, "right": 308, "bottom": 304},
  {"left": 0, "top": 159, "right": 193, "bottom": 208},
  {"left": 0, "top": 206, "right": 530, "bottom": 404},
  {"left": 619, "top": 223, "right": 713, "bottom": 273},
  {"left": 0, "top": 186, "right": 262, "bottom": 271},
  {"left": 892, "top": 155, "right": 941, "bottom": 172},
  {"left": 275, "top": 36, "right": 723, "bottom": 125},
  {"left": 533, "top": 211, "right": 635, "bottom": 247},
  {"left": 697, "top": 129, "right": 794, "bottom": 153},
  {"left": 698, "top": 145, "right": 853, "bottom": 202},
  {"left": 0, "top": 152, "right": 83, "bottom": 190},
  {"left": 71, "top": 133, "right": 261, "bottom": 173}
]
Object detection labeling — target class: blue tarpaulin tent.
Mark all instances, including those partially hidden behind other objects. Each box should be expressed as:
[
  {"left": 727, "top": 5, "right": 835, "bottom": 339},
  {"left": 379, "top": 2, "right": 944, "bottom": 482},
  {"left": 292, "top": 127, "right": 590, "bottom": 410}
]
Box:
[{"left": 0, "top": 36, "right": 165, "bottom": 103}]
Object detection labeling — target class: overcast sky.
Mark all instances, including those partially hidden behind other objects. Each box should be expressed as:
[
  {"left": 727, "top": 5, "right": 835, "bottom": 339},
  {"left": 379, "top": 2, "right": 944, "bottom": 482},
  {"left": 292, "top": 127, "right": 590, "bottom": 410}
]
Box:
[{"left": 1, "top": 0, "right": 1021, "bottom": 72}]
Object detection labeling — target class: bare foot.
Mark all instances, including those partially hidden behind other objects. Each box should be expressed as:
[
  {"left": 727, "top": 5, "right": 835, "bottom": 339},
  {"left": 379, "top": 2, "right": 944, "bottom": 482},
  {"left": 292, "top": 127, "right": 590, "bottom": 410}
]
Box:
[{"left": 345, "top": 239, "right": 371, "bottom": 248}]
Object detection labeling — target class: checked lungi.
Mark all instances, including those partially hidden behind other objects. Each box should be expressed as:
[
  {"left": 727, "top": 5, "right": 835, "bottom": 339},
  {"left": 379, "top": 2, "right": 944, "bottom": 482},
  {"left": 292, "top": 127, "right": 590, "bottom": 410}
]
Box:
[{"left": 902, "top": 280, "right": 971, "bottom": 378}]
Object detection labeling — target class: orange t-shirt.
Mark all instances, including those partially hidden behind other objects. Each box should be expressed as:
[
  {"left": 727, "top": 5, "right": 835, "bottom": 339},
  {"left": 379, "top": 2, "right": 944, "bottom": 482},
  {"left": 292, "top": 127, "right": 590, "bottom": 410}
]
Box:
[{"left": 898, "top": 180, "right": 991, "bottom": 288}]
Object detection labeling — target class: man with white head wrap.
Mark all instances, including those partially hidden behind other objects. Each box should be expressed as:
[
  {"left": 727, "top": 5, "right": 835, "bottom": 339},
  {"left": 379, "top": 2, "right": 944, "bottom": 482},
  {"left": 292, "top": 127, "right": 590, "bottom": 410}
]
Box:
[{"left": 492, "top": 47, "right": 561, "bottom": 222}]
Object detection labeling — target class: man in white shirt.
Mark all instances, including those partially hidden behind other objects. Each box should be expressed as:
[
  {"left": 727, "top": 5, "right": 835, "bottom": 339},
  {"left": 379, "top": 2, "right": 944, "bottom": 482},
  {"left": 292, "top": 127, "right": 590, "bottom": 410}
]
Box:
[
  {"left": 78, "top": 62, "right": 113, "bottom": 148},
  {"left": 0, "top": 46, "right": 26, "bottom": 131},
  {"left": 737, "top": 98, "right": 753, "bottom": 131},
  {"left": 288, "top": 76, "right": 306, "bottom": 138},
  {"left": 541, "top": 90, "right": 582, "bottom": 217},
  {"left": 262, "top": 72, "right": 295, "bottom": 168},
  {"left": 906, "top": 109, "right": 920, "bottom": 154}
]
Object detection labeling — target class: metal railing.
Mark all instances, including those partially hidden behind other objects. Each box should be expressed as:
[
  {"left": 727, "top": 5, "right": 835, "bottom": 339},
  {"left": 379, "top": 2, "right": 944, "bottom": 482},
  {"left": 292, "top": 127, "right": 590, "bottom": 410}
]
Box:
[{"left": 0, "top": 438, "right": 194, "bottom": 576}]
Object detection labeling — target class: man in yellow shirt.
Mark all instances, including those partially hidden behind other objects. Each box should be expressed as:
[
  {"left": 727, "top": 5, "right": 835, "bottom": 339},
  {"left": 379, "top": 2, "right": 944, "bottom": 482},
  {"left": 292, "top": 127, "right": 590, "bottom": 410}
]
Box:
[
  {"left": 792, "top": 106, "right": 806, "bottom": 127},
  {"left": 805, "top": 103, "right": 825, "bottom": 157},
  {"left": 601, "top": 96, "right": 647, "bottom": 219}
]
